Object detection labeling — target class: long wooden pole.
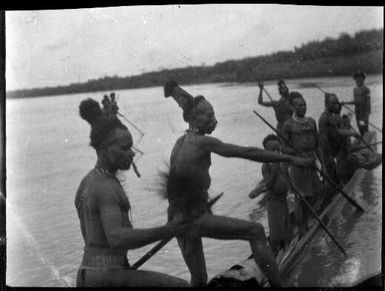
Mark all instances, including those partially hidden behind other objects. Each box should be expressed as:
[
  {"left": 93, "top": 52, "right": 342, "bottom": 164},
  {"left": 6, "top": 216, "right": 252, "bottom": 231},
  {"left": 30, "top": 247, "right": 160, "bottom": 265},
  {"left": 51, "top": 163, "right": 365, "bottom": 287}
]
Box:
[
  {"left": 131, "top": 192, "right": 224, "bottom": 270},
  {"left": 242, "top": 63, "right": 274, "bottom": 102},
  {"left": 311, "top": 84, "right": 382, "bottom": 133},
  {"left": 277, "top": 167, "right": 347, "bottom": 257},
  {"left": 252, "top": 109, "right": 365, "bottom": 212},
  {"left": 341, "top": 104, "right": 382, "bottom": 133}
]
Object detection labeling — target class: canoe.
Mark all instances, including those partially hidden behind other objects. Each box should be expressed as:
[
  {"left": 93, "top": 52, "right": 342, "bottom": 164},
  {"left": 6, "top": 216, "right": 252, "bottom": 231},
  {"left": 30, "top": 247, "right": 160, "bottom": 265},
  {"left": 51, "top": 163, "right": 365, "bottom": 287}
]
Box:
[{"left": 208, "top": 131, "right": 381, "bottom": 287}]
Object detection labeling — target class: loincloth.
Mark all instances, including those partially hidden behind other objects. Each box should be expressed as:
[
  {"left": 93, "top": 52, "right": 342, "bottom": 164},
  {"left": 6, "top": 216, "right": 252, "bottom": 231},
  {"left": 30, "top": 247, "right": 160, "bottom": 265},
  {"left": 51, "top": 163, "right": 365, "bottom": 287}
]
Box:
[
  {"left": 288, "top": 165, "right": 322, "bottom": 198},
  {"left": 168, "top": 195, "right": 211, "bottom": 222},
  {"left": 76, "top": 253, "right": 131, "bottom": 287},
  {"left": 80, "top": 253, "right": 130, "bottom": 271},
  {"left": 167, "top": 169, "right": 211, "bottom": 221}
]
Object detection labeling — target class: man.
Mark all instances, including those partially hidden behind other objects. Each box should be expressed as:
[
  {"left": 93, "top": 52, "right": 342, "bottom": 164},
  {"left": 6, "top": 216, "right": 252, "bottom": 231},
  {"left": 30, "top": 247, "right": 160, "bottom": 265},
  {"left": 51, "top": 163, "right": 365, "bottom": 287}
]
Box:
[
  {"left": 318, "top": 94, "right": 360, "bottom": 207},
  {"left": 261, "top": 134, "right": 291, "bottom": 256},
  {"left": 340, "top": 71, "right": 371, "bottom": 135},
  {"left": 281, "top": 92, "right": 326, "bottom": 236},
  {"left": 165, "top": 84, "right": 314, "bottom": 287},
  {"left": 318, "top": 93, "right": 360, "bottom": 182},
  {"left": 258, "top": 80, "right": 293, "bottom": 134},
  {"left": 75, "top": 98, "right": 190, "bottom": 287}
]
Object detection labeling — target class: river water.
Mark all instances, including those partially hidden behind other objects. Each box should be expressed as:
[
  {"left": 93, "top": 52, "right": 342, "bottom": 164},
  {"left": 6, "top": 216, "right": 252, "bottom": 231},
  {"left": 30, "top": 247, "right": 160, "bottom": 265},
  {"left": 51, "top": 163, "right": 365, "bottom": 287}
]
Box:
[{"left": 6, "top": 75, "right": 382, "bottom": 287}]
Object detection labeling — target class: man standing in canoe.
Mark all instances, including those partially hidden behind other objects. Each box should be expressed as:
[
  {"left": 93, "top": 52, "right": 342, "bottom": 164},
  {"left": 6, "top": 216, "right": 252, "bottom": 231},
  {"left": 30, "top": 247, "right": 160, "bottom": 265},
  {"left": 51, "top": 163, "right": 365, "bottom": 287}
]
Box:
[
  {"left": 261, "top": 134, "right": 291, "bottom": 256},
  {"left": 164, "top": 82, "right": 314, "bottom": 287},
  {"left": 258, "top": 80, "right": 293, "bottom": 134},
  {"left": 318, "top": 94, "right": 360, "bottom": 208},
  {"left": 281, "top": 92, "right": 326, "bottom": 236},
  {"left": 340, "top": 71, "right": 371, "bottom": 136},
  {"left": 318, "top": 93, "right": 360, "bottom": 182}
]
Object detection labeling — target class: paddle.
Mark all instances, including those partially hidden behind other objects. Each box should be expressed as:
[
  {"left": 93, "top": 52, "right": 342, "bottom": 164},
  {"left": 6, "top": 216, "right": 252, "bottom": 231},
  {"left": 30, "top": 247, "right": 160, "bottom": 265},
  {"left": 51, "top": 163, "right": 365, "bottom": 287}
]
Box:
[
  {"left": 311, "top": 84, "right": 382, "bottom": 134},
  {"left": 252, "top": 109, "right": 365, "bottom": 212},
  {"left": 242, "top": 63, "right": 274, "bottom": 102},
  {"left": 131, "top": 192, "right": 224, "bottom": 270},
  {"left": 277, "top": 167, "right": 347, "bottom": 257}
]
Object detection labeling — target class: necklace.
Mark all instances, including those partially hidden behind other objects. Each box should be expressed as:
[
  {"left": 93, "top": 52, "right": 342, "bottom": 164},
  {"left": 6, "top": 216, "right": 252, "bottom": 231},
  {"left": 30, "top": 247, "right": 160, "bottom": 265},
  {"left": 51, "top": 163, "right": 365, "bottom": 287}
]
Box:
[
  {"left": 185, "top": 127, "right": 199, "bottom": 134},
  {"left": 94, "top": 167, "right": 121, "bottom": 183},
  {"left": 93, "top": 167, "right": 132, "bottom": 221},
  {"left": 292, "top": 113, "right": 308, "bottom": 124}
]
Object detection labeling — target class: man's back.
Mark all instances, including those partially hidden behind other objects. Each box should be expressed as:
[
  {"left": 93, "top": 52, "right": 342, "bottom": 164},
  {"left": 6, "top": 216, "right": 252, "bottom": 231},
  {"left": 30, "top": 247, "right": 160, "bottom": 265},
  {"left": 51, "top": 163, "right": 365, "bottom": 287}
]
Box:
[
  {"left": 353, "top": 85, "right": 370, "bottom": 117},
  {"left": 75, "top": 169, "right": 131, "bottom": 255}
]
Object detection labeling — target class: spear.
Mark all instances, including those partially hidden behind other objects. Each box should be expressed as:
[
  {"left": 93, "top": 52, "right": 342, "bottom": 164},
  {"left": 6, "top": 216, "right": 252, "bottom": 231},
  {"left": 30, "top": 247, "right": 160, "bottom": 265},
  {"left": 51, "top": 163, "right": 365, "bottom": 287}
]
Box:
[
  {"left": 277, "top": 167, "right": 347, "bottom": 257},
  {"left": 131, "top": 192, "right": 224, "bottom": 270},
  {"left": 252, "top": 109, "right": 364, "bottom": 212},
  {"left": 242, "top": 62, "right": 274, "bottom": 102},
  {"left": 311, "top": 84, "right": 382, "bottom": 133}
]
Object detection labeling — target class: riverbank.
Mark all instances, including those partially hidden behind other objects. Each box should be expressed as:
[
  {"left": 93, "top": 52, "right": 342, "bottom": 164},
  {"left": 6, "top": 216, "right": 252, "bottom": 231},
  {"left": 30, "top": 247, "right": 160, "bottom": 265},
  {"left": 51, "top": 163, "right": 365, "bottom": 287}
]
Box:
[{"left": 7, "top": 49, "right": 383, "bottom": 99}]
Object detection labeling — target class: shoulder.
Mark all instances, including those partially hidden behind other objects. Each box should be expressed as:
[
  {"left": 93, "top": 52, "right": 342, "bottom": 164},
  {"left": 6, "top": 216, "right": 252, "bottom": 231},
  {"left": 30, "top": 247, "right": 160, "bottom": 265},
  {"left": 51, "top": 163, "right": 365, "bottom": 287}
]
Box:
[
  {"left": 86, "top": 172, "right": 120, "bottom": 204},
  {"left": 262, "top": 163, "right": 271, "bottom": 171},
  {"left": 271, "top": 100, "right": 280, "bottom": 106},
  {"left": 318, "top": 112, "right": 329, "bottom": 123},
  {"left": 307, "top": 117, "right": 316, "bottom": 124},
  {"left": 194, "top": 134, "right": 222, "bottom": 146},
  {"left": 174, "top": 135, "right": 186, "bottom": 145},
  {"left": 282, "top": 118, "right": 294, "bottom": 129}
]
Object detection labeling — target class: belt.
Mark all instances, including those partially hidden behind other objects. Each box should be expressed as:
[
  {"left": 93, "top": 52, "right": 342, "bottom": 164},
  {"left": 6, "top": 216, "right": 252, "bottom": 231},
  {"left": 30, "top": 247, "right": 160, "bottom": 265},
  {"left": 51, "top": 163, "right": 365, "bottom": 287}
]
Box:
[{"left": 80, "top": 253, "right": 131, "bottom": 271}]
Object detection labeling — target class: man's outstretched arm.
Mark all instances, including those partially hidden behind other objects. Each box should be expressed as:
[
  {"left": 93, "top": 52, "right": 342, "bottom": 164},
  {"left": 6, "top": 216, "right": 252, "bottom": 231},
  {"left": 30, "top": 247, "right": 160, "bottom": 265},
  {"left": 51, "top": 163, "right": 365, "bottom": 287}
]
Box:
[{"left": 198, "top": 135, "right": 313, "bottom": 167}]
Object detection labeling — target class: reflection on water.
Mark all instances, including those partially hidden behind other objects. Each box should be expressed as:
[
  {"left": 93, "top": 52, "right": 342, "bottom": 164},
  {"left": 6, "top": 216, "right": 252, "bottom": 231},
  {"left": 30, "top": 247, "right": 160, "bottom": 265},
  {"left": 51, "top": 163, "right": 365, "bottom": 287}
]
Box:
[{"left": 6, "top": 75, "right": 382, "bottom": 287}]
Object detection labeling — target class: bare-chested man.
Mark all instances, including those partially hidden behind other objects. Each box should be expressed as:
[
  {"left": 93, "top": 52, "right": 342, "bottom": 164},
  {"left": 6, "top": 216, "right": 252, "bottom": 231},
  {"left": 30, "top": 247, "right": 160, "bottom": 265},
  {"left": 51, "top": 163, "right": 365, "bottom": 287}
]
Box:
[
  {"left": 340, "top": 71, "right": 371, "bottom": 135},
  {"left": 261, "top": 134, "right": 291, "bottom": 256},
  {"left": 75, "top": 98, "right": 190, "bottom": 287},
  {"left": 258, "top": 80, "right": 293, "bottom": 134},
  {"left": 166, "top": 89, "right": 314, "bottom": 287},
  {"left": 318, "top": 93, "right": 360, "bottom": 182},
  {"left": 281, "top": 92, "right": 326, "bottom": 235}
]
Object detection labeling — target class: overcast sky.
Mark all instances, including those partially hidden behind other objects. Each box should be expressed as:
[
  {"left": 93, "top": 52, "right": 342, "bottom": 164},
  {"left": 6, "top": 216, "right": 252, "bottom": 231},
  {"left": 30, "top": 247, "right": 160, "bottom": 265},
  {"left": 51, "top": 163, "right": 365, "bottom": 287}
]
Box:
[{"left": 6, "top": 5, "right": 383, "bottom": 91}]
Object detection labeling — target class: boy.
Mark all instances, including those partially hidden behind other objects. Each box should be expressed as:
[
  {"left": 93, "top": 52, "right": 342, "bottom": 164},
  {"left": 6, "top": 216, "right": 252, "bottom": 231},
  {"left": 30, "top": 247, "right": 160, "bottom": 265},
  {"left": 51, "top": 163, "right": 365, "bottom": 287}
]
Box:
[{"left": 261, "top": 134, "right": 291, "bottom": 256}]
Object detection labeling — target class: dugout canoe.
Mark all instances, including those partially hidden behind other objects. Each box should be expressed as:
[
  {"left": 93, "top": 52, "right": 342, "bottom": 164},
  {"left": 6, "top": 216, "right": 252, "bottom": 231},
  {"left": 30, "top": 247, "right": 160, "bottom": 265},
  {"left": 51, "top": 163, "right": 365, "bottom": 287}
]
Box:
[{"left": 208, "top": 131, "right": 381, "bottom": 287}]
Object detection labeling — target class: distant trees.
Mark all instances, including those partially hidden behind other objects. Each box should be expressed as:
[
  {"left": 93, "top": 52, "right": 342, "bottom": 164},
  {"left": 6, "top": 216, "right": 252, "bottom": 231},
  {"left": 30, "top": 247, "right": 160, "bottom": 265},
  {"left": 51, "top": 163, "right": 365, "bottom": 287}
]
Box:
[{"left": 7, "top": 28, "right": 383, "bottom": 98}]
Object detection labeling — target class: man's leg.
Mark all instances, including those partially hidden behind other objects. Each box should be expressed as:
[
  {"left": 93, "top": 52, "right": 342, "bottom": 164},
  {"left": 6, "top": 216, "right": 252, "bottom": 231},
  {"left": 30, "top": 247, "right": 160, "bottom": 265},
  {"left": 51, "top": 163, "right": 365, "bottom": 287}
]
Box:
[
  {"left": 83, "top": 269, "right": 189, "bottom": 287},
  {"left": 357, "top": 118, "right": 369, "bottom": 136},
  {"left": 176, "top": 233, "right": 208, "bottom": 287},
  {"left": 194, "top": 213, "right": 283, "bottom": 287}
]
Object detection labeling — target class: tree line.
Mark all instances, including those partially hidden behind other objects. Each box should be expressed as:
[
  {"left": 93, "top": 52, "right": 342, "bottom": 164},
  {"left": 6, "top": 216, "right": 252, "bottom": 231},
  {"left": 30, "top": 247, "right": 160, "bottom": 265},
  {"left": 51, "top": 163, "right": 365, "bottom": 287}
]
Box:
[{"left": 7, "top": 28, "right": 383, "bottom": 98}]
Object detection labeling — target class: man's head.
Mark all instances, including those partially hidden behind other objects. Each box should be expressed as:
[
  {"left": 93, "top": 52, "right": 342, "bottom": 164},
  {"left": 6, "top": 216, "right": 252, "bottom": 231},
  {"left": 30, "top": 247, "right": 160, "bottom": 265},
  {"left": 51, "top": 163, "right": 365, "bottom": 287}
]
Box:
[
  {"left": 277, "top": 80, "right": 289, "bottom": 98},
  {"left": 289, "top": 92, "right": 306, "bottom": 118},
  {"left": 353, "top": 71, "right": 366, "bottom": 87},
  {"left": 262, "top": 134, "right": 281, "bottom": 152},
  {"left": 188, "top": 96, "right": 218, "bottom": 135},
  {"left": 79, "top": 98, "right": 135, "bottom": 171},
  {"left": 325, "top": 93, "right": 340, "bottom": 114}
]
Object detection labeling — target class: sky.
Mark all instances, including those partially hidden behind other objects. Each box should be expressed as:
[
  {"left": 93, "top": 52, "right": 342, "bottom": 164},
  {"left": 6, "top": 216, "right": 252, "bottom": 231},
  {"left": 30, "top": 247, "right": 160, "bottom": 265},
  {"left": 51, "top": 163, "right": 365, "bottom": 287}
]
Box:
[{"left": 6, "top": 5, "right": 383, "bottom": 91}]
